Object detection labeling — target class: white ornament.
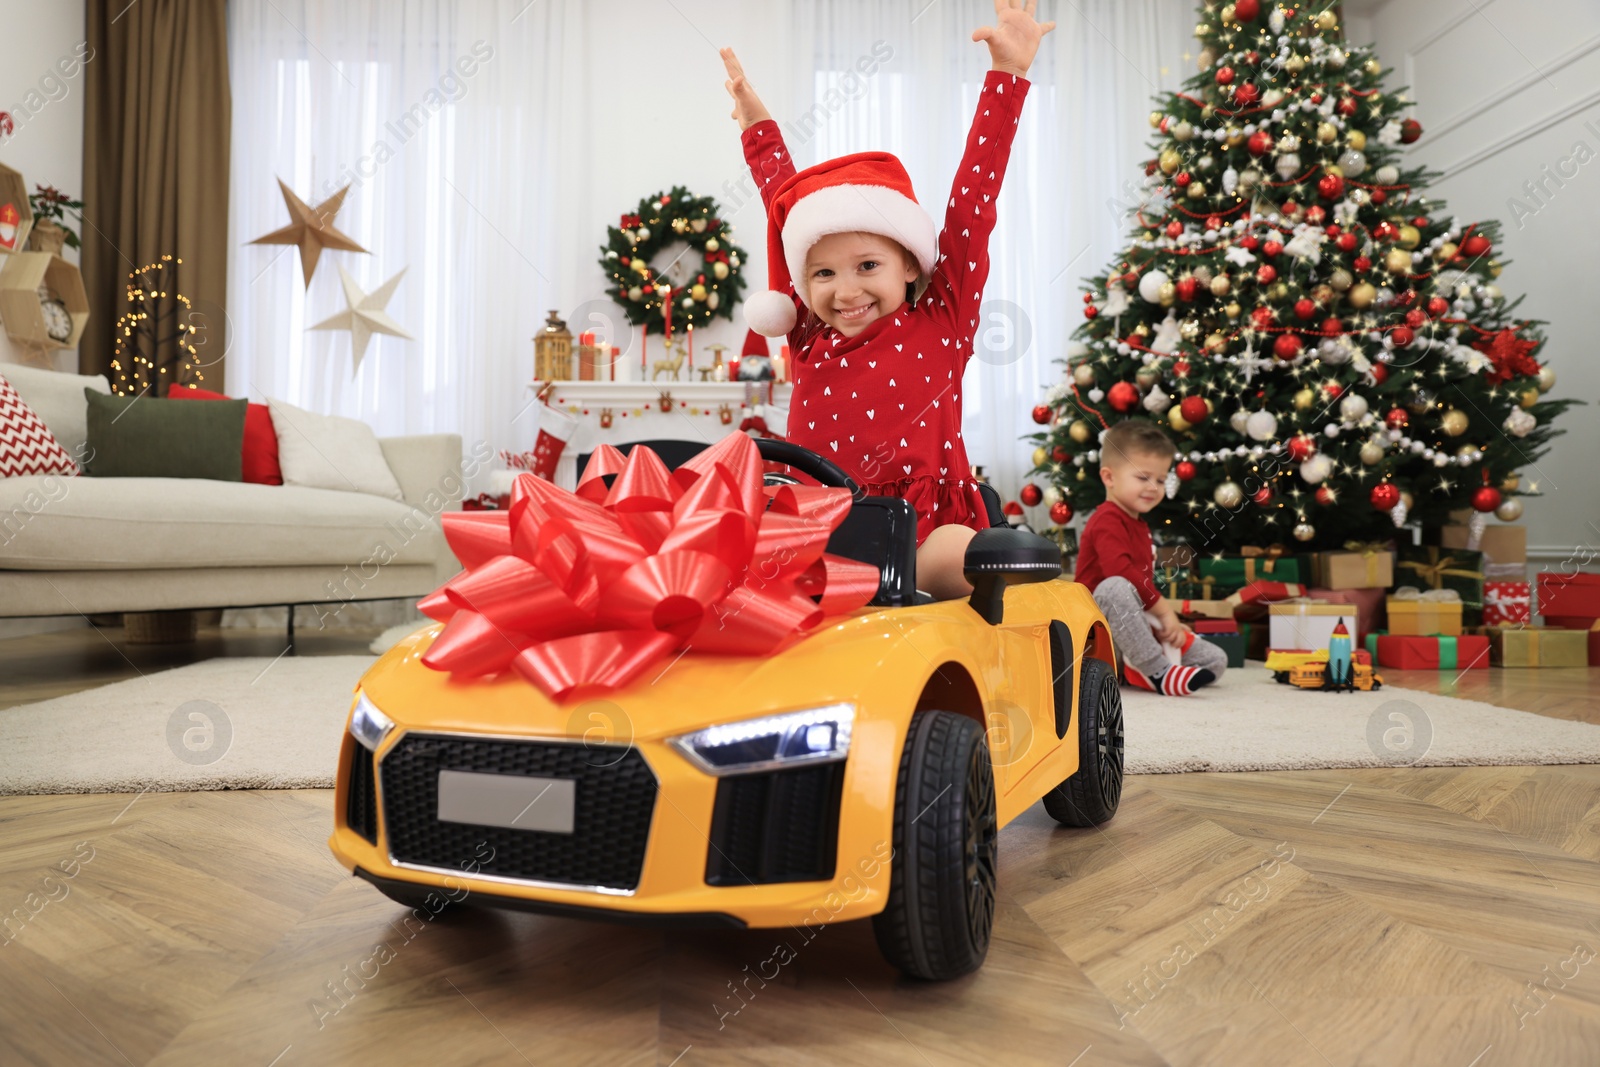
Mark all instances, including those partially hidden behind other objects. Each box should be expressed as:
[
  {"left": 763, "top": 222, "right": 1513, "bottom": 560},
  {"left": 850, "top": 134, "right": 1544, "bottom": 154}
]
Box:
[
  {"left": 1275, "top": 152, "right": 1302, "bottom": 179},
  {"left": 1375, "top": 164, "right": 1400, "bottom": 185},
  {"left": 1102, "top": 281, "right": 1132, "bottom": 318},
  {"left": 1377, "top": 121, "right": 1402, "bottom": 146},
  {"left": 1503, "top": 408, "right": 1536, "bottom": 437},
  {"left": 1270, "top": 8, "right": 1285, "bottom": 32},
  {"left": 1339, "top": 393, "right": 1369, "bottom": 421},
  {"left": 1392, "top": 499, "right": 1409, "bottom": 527},
  {"left": 1222, "top": 166, "right": 1239, "bottom": 194},
  {"left": 1246, "top": 410, "right": 1279, "bottom": 442},
  {"left": 1230, "top": 408, "right": 1251, "bottom": 435},
  {"left": 1143, "top": 383, "right": 1172, "bottom": 414},
  {"left": 1300, "top": 454, "right": 1334, "bottom": 484},
  {"left": 1138, "top": 270, "right": 1171, "bottom": 303},
  {"left": 1152, "top": 309, "right": 1184, "bottom": 353},
  {"left": 309, "top": 265, "right": 415, "bottom": 376},
  {"left": 1088, "top": 387, "right": 1105, "bottom": 402},
  {"left": 1337, "top": 149, "right": 1367, "bottom": 177},
  {"left": 1165, "top": 469, "right": 1181, "bottom": 499}
]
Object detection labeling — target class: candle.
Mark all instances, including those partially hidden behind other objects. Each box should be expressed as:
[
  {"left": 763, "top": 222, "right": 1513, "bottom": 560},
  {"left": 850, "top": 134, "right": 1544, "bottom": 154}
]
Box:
[
  {"left": 580, "top": 331, "right": 595, "bottom": 346},
  {"left": 728, "top": 357, "right": 740, "bottom": 381},
  {"left": 641, "top": 323, "right": 648, "bottom": 373},
  {"left": 687, "top": 324, "right": 694, "bottom": 371}
]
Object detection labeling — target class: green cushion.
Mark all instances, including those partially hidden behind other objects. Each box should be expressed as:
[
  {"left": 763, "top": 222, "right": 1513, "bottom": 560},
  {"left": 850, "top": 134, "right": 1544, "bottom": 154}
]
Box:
[{"left": 83, "top": 388, "right": 247, "bottom": 481}]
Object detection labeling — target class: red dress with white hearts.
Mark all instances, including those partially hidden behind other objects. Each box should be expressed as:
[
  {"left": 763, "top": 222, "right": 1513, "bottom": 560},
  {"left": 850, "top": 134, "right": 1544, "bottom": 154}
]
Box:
[{"left": 741, "top": 70, "right": 1031, "bottom": 547}]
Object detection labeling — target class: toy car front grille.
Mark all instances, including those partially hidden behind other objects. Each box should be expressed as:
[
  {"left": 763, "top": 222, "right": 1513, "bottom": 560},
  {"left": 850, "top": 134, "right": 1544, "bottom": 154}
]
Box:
[
  {"left": 345, "top": 741, "right": 379, "bottom": 845},
  {"left": 705, "top": 763, "right": 846, "bottom": 886},
  {"left": 380, "top": 734, "right": 657, "bottom": 892}
]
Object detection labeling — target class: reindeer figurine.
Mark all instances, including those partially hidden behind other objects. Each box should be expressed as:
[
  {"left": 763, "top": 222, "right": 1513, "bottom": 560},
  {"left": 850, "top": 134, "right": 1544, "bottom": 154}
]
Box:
[{"left": 651, "top": 338, "right": 687, "bottom": 381}]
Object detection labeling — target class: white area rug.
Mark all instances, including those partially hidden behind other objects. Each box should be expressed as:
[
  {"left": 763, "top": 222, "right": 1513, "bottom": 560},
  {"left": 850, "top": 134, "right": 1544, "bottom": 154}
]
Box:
[{"left": 3, "top": 656, "right": 1599, "bottom": 795}]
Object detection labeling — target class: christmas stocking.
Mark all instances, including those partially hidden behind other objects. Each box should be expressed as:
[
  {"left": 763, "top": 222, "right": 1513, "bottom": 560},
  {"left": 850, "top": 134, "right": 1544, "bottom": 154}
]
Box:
[{"left": 527, "top": 403, "right": 580, "bottom": 481}]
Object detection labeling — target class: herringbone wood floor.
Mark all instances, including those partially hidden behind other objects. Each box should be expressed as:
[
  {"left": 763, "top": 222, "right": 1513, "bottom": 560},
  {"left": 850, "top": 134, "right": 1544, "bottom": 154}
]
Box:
[{"left": 1, "top": 626, "right": 1598, "bottom": 1066}]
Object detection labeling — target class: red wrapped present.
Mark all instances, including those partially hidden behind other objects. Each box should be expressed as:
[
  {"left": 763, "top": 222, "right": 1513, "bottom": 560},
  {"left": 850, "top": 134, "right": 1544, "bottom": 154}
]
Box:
[
  {"left": 1537, "top": 571, "right": 1600, "bottom": 618},
  {"left": 1543, "top": 616, "right": 1600, "bottom": 666},
  {"left": 1191, "top": 619, "right": 1239, "bottom": 635},
  {"left": 1231, "top": 579, "right": 1306, "bottom": 605},
  {"left": 1483, "top": 580, "right": 1531, "bottom": 626},
  {"left": 1364, "top": 633, "right": 1490, "bottom": 671},
  {"left": 1312, "top": 585, "right": 1385, "bottom": 639},
  {"left": 416, "top": 432, "right": 879, "bottom": 699}
]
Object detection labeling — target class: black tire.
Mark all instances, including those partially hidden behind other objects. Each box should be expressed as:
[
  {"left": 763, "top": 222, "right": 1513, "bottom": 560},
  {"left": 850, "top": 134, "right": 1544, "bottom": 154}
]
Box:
[
  {"left": 1042, "top": 657, "right": 1124, "bottom": 827},
  {"left": 871, "top": 710, "right": 998, "bottom": 981}
]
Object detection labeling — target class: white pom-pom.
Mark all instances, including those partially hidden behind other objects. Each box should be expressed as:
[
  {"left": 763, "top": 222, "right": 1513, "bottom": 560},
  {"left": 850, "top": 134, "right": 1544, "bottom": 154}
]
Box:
[{"left": 744, "top": 290, "right": 797, "bottom": 337}]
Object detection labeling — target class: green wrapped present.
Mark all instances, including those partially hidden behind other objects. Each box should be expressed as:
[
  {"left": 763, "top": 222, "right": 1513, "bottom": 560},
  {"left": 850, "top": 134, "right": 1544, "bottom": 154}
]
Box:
[
  {"left": 1155, "top": 565, "right": 1189, "bottom": 598},
  {"left": 1203, "top": 631, "right": 1246, "bottom": 669},
  {"left": 1394, "top": 544, "right": 1484, "bottom": 610},
  {"left": 1197, "top": 548, "right": 1301, "bottom": 590},
  {"left": 1174, "top": 575, "right": 1232, "bottom": 600}
]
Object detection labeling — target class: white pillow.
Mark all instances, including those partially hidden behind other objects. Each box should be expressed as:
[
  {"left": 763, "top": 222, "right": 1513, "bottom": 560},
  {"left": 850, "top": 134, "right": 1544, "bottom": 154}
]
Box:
[
  {"left": 266, "top": 398, "right": 404, "bottom": 500},
  {"left": 0, "top": 364, "right": 111, "bottom": 460}
]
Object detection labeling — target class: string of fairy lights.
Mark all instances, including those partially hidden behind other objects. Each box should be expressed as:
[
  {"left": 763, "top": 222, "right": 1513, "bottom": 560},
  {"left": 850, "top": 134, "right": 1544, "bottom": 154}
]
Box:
[{"left": 110, "top": 253, "right": 204, "bottom": 397}]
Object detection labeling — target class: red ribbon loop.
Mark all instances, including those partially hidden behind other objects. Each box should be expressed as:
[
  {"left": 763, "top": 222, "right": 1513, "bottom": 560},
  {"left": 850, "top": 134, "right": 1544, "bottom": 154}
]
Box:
[{"left": 421, "top": 432, "right": 879, "bottom": 699}]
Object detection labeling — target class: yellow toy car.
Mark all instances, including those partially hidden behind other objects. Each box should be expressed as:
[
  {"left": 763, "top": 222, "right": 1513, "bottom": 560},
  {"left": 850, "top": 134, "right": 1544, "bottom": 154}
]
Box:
[{"left": 328, "top": 438, "right": 1123, "bottom": 981}]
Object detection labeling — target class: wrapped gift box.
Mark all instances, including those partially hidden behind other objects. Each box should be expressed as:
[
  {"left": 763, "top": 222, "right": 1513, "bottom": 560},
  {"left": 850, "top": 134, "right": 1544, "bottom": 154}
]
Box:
[
  {"left": 1155, "top": 565, "right": 1190, "bottom": 598},
  {"left": 1198, "top": 551, "right": 1301, "bottom": 591},
  {"left": 1268, "top": 602, "right": 1360, "bottom": 650},
  {"left": 1483, "top": 580, "right": 1531, "bottom": 626},
  {"left": 1363, "top": 633, "right": 1490, "bottom": 671},
  {"left": 1165, "top": 597, "right": 1237, "bottom": 621},
  {"left": 1202, "top": 631, "right": 1246, "bottom": 669},
  {"left": 1387, "top": 597, "right": 1464, "bottom": 636},
  {"left": 1311, "top": 586, "right": 1384, "bottom": 639},
  {"left": 1537, "top": 572, "right": 1600, "bottom": 618},
  {"left": 1309, "top": 548, "right": 1394, "bottom": 590},
  {"left": 1481, "top": 626, "right": 1589, "bottom": 668},
  {"left": 1541, "top": 617, "right": 1600, "bottom": 666},
  {"left": 1395, "top": 545, "right": 1484, "bottom": 610},
  {"left": 1438, "top": 515, "right": 1528, "bottom": 565},
  {"left": 1191, "top": 619, "right": 1239, "bottom": 635},
  {"left": 1239, "top": 621, "right": 1267, "bottom": 661}
]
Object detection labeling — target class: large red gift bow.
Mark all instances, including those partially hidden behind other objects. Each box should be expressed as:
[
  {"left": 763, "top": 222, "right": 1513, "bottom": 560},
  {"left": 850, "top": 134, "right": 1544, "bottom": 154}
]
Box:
[{"left": 418, "top": 432, "right": 880, "bottom": 699}]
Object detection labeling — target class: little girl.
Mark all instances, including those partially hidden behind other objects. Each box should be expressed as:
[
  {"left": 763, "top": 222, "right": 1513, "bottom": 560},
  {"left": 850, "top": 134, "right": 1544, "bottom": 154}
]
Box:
[{"left": 722, "top": 0, "right": 1053, "bottom": 601}]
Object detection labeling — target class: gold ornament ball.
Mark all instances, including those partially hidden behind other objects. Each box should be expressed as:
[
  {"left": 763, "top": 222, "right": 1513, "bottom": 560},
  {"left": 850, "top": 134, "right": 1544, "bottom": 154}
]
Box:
[
  {"left": 691, "top": 283, "right": 707, "bottom": 301},
  {"left": 1268, "top": 281, "right": 1289, "bottom": 302},
  {"left": 1210, "top": 274, "right": 1232, "bottom": 297},
  {"left": 1317, "top": 122, "right": 1338, "bottom": 144},
  {"left": 1364, "top": 59, "right": 1381, "bottom": 76},
  {"left": 1285, "top": 54, "right": 1305, "bottom": 74},
  {"left": 1384, "top": 247, "right": 1414, "bottom": 275},
  {"left": 1398, "top": 224, "right": 1421, "bottom": 250},
  {"left": 1434, "top": 242, "right": 1458, "bottom": 263},
  {"left": 1495, "top": 498, "right": 1524, "bottom": 522},
  {"left": 1440, "top": 408, "right": 1469, "bottom": 436},
  {"left": 1221, "top": 2, "right": 1236, "bottom": 21},
  {"left": 1502, "top": 473, "right": 1521, "bottom": 492},
  {"left": 1214, "top": 481, "right": 1244, "bottom": 508},
  {"left": 1159, "top": 148, "right": 1181, "bottom": 175},
  {"left": 627, "top": 285, "right": 644, "bottom": 301},
  {"left": 1537, "top": 365, "right": 1557, "bottom": 393},
  {"left": 1331, "top": 268, "right": 1354, "bottom": 292},
  {"left": 1174, "top": 120, "right": 1195, "bottom": 142},
  {"left": 1077, "top": 468, "right": 1087, "bottom": 482},
  {"left": 1149, "top": 110, "right": 1164, "bottom": 128},
  {"left": 1179, "top": 318, "right": 1201, "bottom": 341},
  {"left": 705, "top": 238, "right": 720, "bottom": 253},
  {"left": 1348, "top": 281, "right": 1378, "bottom": 309},
  {"left": 1136, "top": 367, "right": 1159, "bottom": 389},
  {"left": 1159, "top": 281, "right": 1176, "bottom": 306},
  {"left": 1312, "top": 283, "right": 1335, "bottom": 306},
  {"left": 1519, "top": 388, "right": 1540, "bottom": 409},
  {"left": 712, "top": 261, "right": 730, "bottom": 280},
  {"left": 1033, "top": 446, "right": 1049, "bottom": 468},
  {"left": 1069, "top": 420, "right": 1093, "bottom": 443},
  {"left": 1226, "top": 127, "right": 1245, "bottom": 148},
  {"left": 1073, "top": 363, "right": 1097, "bottom": 386},
  {"left": 1347, "top": 130, "right": 1367, "bottom": 151},
  {"left": 1205, "top": 332, "right": 1228, "bottom": 354},
  {"left": 1293, "top": 387, "right": 1316, "bottom": 411},
  {"left": 1360, "top": 440, "right": 1385, "bottom": 465},
  {"left": 1224, "top": 301, "right": 1242, "bottom": 319},
  {"left": 1455, "top": 444, "right": 1479, "bottom": 462},
  {"left": 1198, "top": 47, "right": 1217, "bottom": 71},
  {"left": 1488, "top": 258, "right": 1504, "bottom": 278},
  {"left": 1293, "top": 522, "right": 1316, "bottom": 542},
  {"left": 1187, "top": 182, "right": 1207, "bottom": 199},
  {"left": 1169, "top": 407, "right": 1192, "bottom": 433},
  {"left": 1316, "top": 10, "right": 1338, "bottom": 30},
  {"left": 631, "top": 259, "right": 650, "bottom": 275},
  {"left": 1323, "top": 164, "right": 1344, "bottom": 180}
]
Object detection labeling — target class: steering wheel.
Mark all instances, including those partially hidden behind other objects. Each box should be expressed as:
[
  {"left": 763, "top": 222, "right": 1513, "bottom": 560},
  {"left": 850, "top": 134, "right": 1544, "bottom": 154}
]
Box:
[{"left": 754, "top": 438, "right": 863, "bottom": 498}]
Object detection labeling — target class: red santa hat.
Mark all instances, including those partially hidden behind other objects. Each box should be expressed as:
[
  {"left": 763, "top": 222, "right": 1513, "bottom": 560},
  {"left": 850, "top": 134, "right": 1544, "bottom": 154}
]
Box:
[
  {"left": 743, "top": 151, "right": 938, "bottom": 338},
  {"left": 739, "top": 327, "right": 769, "bottom": 357}
]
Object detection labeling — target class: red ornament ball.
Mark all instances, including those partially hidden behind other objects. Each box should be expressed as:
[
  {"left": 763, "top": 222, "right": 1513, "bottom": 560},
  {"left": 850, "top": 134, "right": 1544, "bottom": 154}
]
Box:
[
  {"left": 1471, "top": 486, "right": 1503, "bottom": 513},
  {"left": 1251, "top": 306, "right": 1277, "bottom": 329},
  {"left": 1305, "top": 206, "right": 1327, "bottom": 224},
  {"left": 1175, "top": 171, "right": 1192, "bottom": 187},
  {"left": 1461, "top": 234, "right": 1491, "bottom": 258},
  {"left": 1427, "top": 296, "right": 1450, "bottom": 318},
  {"left": 1083, "top": 305, "right": 1099, "bottom": 320},
  {"left": 1052, "top": 445, "right": 1070, "bottom": 462},
  {"left": 1049, "top": 501, "right": 1074, "bottom": 525},
  {"left": 1179, "top": 396, "right": 1210, "bottom": 425},
  {"left": 1252, "top": 486, "right": 1275, "bottom": 507},
  {"left": 1273, "top": 332, "right": 1304, "bottom": 360},
  {"left": 1247, "top": 130, "right": 1274, "bottom": 156},
  {"left": 1239, "top": 234, "right": 1261, "bottom": 251},
  {"left": 1390, "top": 325, "right": 1414, "bottom": 348},
  {"left": 1173, "top": 359, "right": 1191, "bottom": 378},
  {"left": 1314, "top": 487, "right": 1336, "bottom": 506},
  {"left": 1165, "top": 221, "right": 1184, "bottom": 239},
  {"left": 1205, "top": 214, "right": 1223, "bottom": 232},
  {"left": 1336, "top": 96, "right": 1358, "bottom": 116},
  {"left": 1176, "top": 276, "right": 1200, "bottom": 302},
  {"left": 1294, "top": 298, "right": 1317, "bottom": 320},
  {"left": 1404, "top": 308, "right": 1426, "bottom": 328},
  {"left": 1370, "top": 483, "right": 1401, "bottom": 511},
  {"left": 1032, "top": 404, "right": 1053, "bottom": 424},
  {"left": 1256, "top": 263, "right": 1278, "bottom": 285},
  {"left": 1372, "top": 363, "right": 1389, "bottom": 385},
  {"left": 1235, "top": 0, "right": 1260, "bottom": 19},
  {"left": 1233, "top": 82, "right": 1260, "bottom": 108},
  {"left": 1373, "top": 220, "right": 1398, "bottom": 241},
  {"left": 1262, "top": 240, "right": 1284, "bottom": 258},
  {"left": 1354, "top": 255, "right": 1372, "bottom": 273},
  {"left": 1318, "top": 173, "right": 1345, "bottom": 200},
  {"left": 1336, "top": 232, "right": 1358, "bottom": 252},
  {"left": 1287, "top": 434, "right": 1317, "bottom": 461},
  {"left": 1215, "top": 65, "right": 1236, "bottom": 85},
  {"left": 1108, "top": 382, "right": 1141, "bottom": 412},
  {"left": 1384, "top": 407, "right": 1409, "bottom": 430},
  {"left": 1370, "top": 188, "right": 1388, "bottom": 205},
  {"left": 1400, "top": 118, "right": 1423, "bottom": 144},
  {"left": 1176, "top": 460, "right": 1197, "bottom": 481},
  {"left": 1322, "top": 316, "right": 1344, "bottom": 334},
  {"left": 1020, "top": 483, "right": 1043, "bottom": 507}
]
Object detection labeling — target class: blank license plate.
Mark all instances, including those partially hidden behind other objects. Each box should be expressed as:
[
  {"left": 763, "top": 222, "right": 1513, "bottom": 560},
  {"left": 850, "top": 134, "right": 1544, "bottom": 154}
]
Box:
[{"left": 436, "top": 770, "right": 576, "bottom": 834}]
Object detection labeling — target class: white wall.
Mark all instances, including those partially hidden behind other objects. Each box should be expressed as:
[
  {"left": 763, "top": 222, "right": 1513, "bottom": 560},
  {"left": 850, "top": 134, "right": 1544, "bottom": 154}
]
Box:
[
  {"left": 0, "top": 0, "right": 87, "bottom": 373},
  {"left": 1348, "top": 0, "right": 1600, "bottom": 565}
]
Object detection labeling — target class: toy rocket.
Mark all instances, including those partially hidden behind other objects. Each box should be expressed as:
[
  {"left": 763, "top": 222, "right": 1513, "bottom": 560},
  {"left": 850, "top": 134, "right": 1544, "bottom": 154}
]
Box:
[{"left": 1326, "top": 620, "right": 1352, "bottom": 690}]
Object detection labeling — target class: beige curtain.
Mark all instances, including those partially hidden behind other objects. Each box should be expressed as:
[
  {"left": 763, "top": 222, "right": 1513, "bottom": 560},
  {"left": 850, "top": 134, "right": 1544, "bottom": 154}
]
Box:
[{"left": 81, "top": 0, "right": 231, "bottom": 393}]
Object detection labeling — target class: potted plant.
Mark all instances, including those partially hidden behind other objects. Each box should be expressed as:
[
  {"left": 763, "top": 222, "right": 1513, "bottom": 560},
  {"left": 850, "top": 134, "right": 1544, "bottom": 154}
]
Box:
[{"left": 27, "top": 185, "right": 83, "bottom": 255}]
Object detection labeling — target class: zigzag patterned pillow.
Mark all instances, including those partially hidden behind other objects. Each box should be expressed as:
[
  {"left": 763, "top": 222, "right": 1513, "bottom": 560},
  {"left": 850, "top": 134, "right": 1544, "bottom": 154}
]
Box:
[{"left": 0, "top": 373, "right": 80, "bottom": 477}]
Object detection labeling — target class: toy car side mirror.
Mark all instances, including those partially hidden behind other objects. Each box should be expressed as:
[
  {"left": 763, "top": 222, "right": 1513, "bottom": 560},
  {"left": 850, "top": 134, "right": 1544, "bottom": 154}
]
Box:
[{"left": 963, "top": 527, "right": 1062, "bottom": 625}]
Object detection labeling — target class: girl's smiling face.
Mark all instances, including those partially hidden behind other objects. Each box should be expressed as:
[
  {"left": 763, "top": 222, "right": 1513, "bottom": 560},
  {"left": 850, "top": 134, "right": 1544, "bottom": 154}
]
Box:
[{"left": 803, "top": 231, "right": 919, "bottom": 337}]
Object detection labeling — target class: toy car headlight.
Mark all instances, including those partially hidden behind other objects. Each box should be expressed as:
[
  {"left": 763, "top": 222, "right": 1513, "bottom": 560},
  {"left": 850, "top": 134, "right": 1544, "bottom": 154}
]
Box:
[
  {"left": 669, "top": 704, "right": 854, "bottom": 776},
  {"left": 349, "top": 691, "right": 395, "bottom": 752}
]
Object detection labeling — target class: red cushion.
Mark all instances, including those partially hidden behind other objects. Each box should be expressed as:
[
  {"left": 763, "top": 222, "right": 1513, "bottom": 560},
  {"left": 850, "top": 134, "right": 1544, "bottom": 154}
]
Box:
[
  {"left": 167, "top": 385, "right": 283, "bottom": 484},
  {"left": 0, "top": 374, "right": 79, "bottom": 477}
]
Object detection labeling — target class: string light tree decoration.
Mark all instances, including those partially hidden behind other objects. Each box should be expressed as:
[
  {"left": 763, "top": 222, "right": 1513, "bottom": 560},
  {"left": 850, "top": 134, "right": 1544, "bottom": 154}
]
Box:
[
  {"left": 1026, "top": 1, "right": 1575, "bottom": 551},
  {"left": 110, "top": 255, "right": 205, "bottom": 396},
  {"left": 598, "top": 186, "right": 748, "bottom": 370}
]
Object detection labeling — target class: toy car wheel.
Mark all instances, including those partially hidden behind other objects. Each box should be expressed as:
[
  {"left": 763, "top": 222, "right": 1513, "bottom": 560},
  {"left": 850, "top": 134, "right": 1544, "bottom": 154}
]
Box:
[
  {"left": 872, "top": 710, "right": 997, "bottom": 981},
  {"left": 1042, "top": 657, "right": 1123, "bottom": 827}
]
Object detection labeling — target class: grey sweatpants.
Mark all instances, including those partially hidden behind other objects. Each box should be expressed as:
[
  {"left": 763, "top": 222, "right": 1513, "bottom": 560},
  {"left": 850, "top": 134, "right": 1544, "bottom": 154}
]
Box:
[{"left": 1092, "top": 576, "right": 1229, "bottom": 681}]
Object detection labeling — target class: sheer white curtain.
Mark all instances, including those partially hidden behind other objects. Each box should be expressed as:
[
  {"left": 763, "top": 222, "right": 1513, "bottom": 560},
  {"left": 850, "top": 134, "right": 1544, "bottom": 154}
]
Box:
[{"left": 786, "top": 0, "right": 1192, "bottom": 498}]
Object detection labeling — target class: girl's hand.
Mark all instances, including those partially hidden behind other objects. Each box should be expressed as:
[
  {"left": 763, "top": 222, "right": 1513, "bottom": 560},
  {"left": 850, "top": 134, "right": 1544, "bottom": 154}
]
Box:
[
  {"left": 721, "top": 47, "right": 773, "bottom": 130},
  {"left": 972, "top": 0, "right": 1055, "bottom": 79}
]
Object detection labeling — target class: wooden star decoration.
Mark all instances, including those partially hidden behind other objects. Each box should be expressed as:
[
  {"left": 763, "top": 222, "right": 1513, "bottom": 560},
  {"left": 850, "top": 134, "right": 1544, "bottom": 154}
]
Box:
[
  {"left": 249, "top": 178, "right": 368, "bottom": 288},
  {"left": 309, "top": 264, "right": 413, "bottom": 375}
]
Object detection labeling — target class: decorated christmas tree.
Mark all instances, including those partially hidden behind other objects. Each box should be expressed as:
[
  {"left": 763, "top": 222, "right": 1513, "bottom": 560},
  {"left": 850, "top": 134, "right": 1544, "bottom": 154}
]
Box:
[{"left": 1028, "top": 1, "right": 1574, "bottom": 552}]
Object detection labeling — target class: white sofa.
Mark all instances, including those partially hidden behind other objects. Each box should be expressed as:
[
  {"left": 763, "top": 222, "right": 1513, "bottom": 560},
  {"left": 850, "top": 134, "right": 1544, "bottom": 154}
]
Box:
[{"left": 0, "top": 364, "right": 464, "bottom": 621}]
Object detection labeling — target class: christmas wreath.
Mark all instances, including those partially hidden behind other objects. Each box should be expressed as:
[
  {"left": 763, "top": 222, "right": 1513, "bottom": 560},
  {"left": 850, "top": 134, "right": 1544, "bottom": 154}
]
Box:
[{"left": 599, "top": 186, "right": 748, "bottom": 336}]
